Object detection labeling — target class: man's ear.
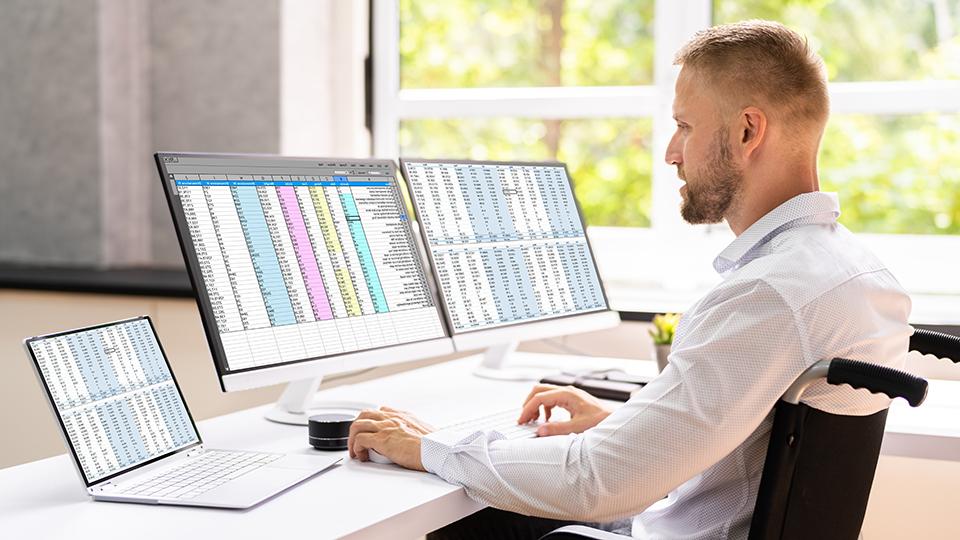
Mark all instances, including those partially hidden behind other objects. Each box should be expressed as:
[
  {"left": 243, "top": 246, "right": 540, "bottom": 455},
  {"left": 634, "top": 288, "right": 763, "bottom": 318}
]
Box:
[{"left": 739, "top": 106, "right": 767, "bottom": 159}]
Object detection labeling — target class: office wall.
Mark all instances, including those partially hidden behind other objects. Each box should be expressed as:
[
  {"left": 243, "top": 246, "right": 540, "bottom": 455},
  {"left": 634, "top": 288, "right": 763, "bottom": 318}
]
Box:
[
  {"left": 0, "top": 0, "right": 102, "bottom": 266},
  {"left": 0, "top": 0, "right": 361, "bottom": 269},
  {"left": 148, "top": 0, "right": 282, "bottom": 266}
]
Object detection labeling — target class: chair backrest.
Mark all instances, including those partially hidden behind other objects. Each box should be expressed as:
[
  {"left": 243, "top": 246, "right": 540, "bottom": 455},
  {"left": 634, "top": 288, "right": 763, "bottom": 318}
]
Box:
[
  {"left": 748, "top": 398, "right": 889, "bottom": 539},
  {"left": 749, "top": 328, "right": 959, "bottom": 540}
]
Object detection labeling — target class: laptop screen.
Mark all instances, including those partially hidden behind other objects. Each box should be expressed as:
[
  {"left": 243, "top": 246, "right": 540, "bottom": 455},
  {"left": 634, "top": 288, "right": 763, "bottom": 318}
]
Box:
[{"left": 25, "top": 317, "right": 200, "bottom": 485}]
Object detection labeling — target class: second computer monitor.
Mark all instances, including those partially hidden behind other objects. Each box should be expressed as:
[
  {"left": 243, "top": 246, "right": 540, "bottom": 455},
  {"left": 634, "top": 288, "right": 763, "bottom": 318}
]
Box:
[{"left": 400, "top": 158, "right": 618, "bottom": 352}]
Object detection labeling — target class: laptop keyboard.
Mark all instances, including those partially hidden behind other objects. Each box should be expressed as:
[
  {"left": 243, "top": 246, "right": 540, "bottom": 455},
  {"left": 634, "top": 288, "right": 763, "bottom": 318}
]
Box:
[
  {"left": 115, "top": 450, "right": 282, "bottom": 500},
  {"left": 439, "top": 409, "right": 541, "bottom": 440}
]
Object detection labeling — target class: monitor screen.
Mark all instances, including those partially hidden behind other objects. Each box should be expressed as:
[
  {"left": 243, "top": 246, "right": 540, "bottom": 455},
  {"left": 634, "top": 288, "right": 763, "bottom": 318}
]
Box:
[
  {"left": 400, "top": 159, "right": 608, "bottom": 334},
  {"left": 25, "top": 317, "right": 200, "bottom": 485},
  {"left": 157, "top": 154, "right": 447, "bottom": 376}
]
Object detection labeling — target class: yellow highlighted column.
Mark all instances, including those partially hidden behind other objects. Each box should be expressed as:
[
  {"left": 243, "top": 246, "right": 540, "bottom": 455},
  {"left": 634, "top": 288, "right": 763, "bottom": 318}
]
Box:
[{"left": 309, "top": 187, "right": 361, "bottom": 316}]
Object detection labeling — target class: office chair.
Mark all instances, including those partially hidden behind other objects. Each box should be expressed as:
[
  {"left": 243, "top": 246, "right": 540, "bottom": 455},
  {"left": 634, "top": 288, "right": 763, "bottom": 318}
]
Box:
[{"left": 540, "top": 328, "right": 959, "bottom": 540}]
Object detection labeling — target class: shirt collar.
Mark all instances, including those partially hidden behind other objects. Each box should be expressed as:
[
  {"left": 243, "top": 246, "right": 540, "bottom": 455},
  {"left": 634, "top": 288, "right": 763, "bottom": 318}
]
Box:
[{"left": 713, "top": 191, "right": 840, "bottom": 274}]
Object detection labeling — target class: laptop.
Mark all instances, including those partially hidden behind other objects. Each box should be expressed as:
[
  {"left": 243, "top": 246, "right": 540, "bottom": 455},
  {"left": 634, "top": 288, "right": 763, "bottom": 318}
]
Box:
[{"left": 23, "top": 316, "right": 340, "bottom": 508}]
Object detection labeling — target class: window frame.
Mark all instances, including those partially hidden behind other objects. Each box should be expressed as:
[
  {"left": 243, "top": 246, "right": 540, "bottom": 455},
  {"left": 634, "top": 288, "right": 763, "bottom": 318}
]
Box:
[{"left": 371, "top": 0, "right": 960, "bottom": 323}]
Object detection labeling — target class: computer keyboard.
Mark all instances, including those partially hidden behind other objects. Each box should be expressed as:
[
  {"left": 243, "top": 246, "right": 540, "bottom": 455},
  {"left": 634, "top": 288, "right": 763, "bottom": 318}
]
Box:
[
  {"left": 115, "top": 450, "right": 281, "bottom": 500},
  {"left": 438, "top": 408, "right": 543, "bottom": 440}
]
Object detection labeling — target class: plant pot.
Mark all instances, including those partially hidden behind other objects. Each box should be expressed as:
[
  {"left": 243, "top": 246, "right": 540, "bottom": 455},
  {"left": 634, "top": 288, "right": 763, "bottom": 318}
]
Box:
[{"left": 654, "top": 343, "right": 671, "bottom": 373}]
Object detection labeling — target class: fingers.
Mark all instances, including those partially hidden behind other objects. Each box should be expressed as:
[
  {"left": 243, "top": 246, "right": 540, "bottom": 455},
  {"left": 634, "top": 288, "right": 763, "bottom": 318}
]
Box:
[
  {"left": 518, "top": 384, "right": 561, "bottom": 424},
  {"left": 518, "top": 388, "right": 574, "bottom": 424},
  {"left": 355, "top": 408, "right": 387, "bottom": 422},
  {"left": 536, "top": 420, "right": 577, "bottom": 437},
  {"left": 351, "top": 432, "right": 380, "bottom": 461},
  {"left": 380, "top": 406, "right": 434, "bottom": 434},
  {"left": 522, "top": 384, "right": 559, "bottom": 408},
  {"left": 348, "top": 418, "right": 394, "bottom": 458}
]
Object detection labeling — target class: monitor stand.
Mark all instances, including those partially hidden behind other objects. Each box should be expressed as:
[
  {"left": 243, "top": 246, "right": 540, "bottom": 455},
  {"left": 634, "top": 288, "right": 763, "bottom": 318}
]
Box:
[
  {"left": 473, "top": 342, "right": 551, "bottom": 381},
  {"left": 264, "top": 377, "right": 378, "bottom": 426}
]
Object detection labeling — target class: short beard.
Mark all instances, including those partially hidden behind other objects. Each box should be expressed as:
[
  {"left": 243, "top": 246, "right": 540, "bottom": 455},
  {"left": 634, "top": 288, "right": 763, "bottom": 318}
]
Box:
[{"left": 680, "top": 128, "right": 743, "bottom": 225}]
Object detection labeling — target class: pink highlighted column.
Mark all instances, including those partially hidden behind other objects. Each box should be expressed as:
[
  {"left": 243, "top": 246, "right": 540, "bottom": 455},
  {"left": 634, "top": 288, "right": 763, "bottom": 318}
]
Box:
[{"left": 277, "top": 186, "right": 333, "bottom": 320}]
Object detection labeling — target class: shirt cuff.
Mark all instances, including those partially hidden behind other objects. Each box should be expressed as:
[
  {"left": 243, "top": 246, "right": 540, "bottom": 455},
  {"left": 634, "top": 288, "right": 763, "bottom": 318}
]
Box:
[{"left": 421, "top": 429, "right": 489, "bottom": 476}]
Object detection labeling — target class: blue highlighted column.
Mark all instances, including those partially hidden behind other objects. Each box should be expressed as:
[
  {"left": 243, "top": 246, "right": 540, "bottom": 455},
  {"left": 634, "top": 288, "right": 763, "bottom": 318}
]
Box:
[
  {"left": 508, "top": 247, "right": 539, "bottom": 318},
  {"left": 558, "top": 243, "right": 586, "bottom": 309},
  {"left": 67, "top": 332, "right": 122, "bottom": 401},
  {"left": 126, "top": 321, "right": 168, "bottom": 385},
  {"left": 232, "top": 186, "right": 297, "bottom": 326},
  {"left": 577, "top": 244, "right": 606, "bottom": 308},
  {"left": 96, "top": 399, "right": 149, "bottom": 469},
  {"left": 535, "top": 168, "right": 572, "bottom": 237},
  {"left": 155, "top": 384, "right": 197, "bottom": 448},
  {"left": 339, "top": 190, "right": 389, "bottom": 313},
  {"left": 458, "top": 167, "right": 489, "bottom": 242},
  {"left": 480, "top": 249, "right": 513, "bottom": 322},
  {"left": 474, "top": 165, "right": 517, "bottom": 241}
]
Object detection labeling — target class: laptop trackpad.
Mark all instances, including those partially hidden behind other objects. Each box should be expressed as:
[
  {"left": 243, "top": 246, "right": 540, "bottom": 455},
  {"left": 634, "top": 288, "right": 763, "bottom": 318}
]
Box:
[{"left": 189, "top": 462, "right": 330, "bottom": 508}]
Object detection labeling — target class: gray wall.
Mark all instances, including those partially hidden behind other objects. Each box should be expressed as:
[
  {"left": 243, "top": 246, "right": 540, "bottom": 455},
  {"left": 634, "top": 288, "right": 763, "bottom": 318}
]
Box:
[
  {"left": 0, "top": 0, "right": 281, "bottom": 268},
  {"left": 0, "top": 0, "right": 101, "bottom": 266},
  {"left": 149, "top": 0, "right": 281, "bottom": 267}
]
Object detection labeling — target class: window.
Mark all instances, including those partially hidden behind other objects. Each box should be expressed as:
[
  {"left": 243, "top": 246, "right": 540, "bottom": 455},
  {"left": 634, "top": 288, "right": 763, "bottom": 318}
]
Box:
[
  {"left": 715, "top": 0, "right": 960, "bottom": 237},
  {"left": 387, "top": 0, "right": 657, "bottom": 228},
  {"left": 373, "top": 0, "right": 960, "bottom": 323}
]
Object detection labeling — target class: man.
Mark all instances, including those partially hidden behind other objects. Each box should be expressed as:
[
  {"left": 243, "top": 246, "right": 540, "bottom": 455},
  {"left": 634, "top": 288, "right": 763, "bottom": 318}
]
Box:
[{"left": 348, "top": 20, "right": 912, "bottom": 539}]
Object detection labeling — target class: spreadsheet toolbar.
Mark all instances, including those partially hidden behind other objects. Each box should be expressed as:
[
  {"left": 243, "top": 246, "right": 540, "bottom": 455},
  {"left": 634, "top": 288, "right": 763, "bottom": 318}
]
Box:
[
  {"left": 28, "top": 319, "right": 198, "bottom": 484},
  {"left": 402, "top": 161, "right": 607, "bottom": 332},
  {"left": 172, "top": 173, "right": 446, "bottom": 371}
]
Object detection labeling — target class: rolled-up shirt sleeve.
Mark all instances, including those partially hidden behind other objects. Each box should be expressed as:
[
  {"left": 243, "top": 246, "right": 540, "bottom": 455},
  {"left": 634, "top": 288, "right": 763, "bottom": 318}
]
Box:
[{"left": 421, "top": 279, "right": 810, "bottom": 523}]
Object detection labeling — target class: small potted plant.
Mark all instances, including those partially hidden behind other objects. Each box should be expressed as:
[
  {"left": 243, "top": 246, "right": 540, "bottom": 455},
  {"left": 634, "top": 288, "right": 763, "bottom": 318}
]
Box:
[{"left": 649, "top": 313, "right": 680, "bottom": 372}]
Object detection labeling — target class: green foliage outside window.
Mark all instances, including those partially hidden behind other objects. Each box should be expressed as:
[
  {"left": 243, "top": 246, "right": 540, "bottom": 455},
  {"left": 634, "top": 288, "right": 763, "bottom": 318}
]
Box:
[
  {"left": 400, "top": 0, "right": 655, "bottom": 88},
  {"left": 399, "top": 0, "right": 960, "bottom": 234},
  {"left": 714, "top": 0, "right": 960, "bottom": 82},
  {"left": 716, "top": 0, "right": 960, "bottom": 235}
]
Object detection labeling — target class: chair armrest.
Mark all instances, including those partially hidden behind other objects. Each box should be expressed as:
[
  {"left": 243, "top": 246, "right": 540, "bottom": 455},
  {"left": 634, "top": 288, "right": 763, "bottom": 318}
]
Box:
[
  {"left": 827, "top": 358, "right": 928, "bottom": 407},
  {"left": 539, "top": 525, "right": 633, "bottom": 540},
  {"left": 910, "top": 328, "right": 960, "bottom": 363}
]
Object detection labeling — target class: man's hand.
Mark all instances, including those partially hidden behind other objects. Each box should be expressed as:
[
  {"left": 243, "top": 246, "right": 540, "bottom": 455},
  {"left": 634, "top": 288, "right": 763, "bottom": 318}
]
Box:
[
  {"left": 348, "top": 406, "right": 433, "bottom": 471},
  {"left": 518, "top": 384, "right": 613, "bottom": 437}
]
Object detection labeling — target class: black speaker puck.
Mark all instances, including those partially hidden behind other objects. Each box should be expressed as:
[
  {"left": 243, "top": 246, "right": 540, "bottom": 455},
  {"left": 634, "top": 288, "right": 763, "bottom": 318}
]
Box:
[{"left": 308, "top": 413, "right": 356, "bottom": 451}]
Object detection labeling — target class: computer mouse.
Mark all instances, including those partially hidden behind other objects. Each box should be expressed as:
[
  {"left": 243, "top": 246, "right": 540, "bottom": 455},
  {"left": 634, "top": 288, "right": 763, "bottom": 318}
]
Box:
[{"left": 367, "top": 449, "right": 393, "bottom": 465}]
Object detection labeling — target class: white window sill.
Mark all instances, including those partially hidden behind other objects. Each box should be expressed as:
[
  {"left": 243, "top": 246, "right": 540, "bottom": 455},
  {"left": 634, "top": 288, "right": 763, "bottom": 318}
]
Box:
[{"left": 588, "top": 226, "right": 960, "bottom": 325}]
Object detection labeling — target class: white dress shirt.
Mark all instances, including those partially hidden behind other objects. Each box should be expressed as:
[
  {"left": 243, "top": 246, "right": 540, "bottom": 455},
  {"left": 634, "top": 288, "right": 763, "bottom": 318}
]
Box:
[{"left": 421, "top": 192, "right": 912, "bottom": 539}]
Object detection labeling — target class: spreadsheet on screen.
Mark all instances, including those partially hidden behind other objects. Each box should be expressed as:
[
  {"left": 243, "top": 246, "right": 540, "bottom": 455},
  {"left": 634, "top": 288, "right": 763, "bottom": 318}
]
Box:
[
  {"left": 28, "top": 318, "right": 198, "bottom": 484},
  {"left": 402, "top": 160, "right": 607, "bottom": 333},
  {"left": 164, "top": 156, "right": 446, "bottom": 372}
]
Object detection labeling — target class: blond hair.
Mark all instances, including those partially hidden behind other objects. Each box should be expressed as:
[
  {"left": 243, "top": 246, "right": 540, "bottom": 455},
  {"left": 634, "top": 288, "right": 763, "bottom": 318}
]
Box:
[{"left": 674, "top": 20, "right": 829, "bottom": 128}]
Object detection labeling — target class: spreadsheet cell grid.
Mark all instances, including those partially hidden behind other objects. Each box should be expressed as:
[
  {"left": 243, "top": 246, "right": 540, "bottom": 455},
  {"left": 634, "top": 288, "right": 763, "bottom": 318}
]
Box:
[
  {"left": 170, "top": 167, "right": 445, "bottom": 372},
  {"left": 404, "top": 161, "right": 608, "bottom": 333},
  {"left": 29, "top": 319, "right": 200, "bottom": 484}
]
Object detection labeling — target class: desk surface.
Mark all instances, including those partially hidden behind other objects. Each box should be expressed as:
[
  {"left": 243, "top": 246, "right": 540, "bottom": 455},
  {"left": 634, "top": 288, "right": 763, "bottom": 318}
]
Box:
[{"left": 1, "top": 353, "right": 957, "bottom": 540}]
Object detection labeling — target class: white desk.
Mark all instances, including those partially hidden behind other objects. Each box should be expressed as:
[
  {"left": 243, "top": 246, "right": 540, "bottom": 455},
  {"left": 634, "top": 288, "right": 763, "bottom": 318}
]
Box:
[
  {"left": 1, "top": 353, "right": 957, "bottom": 540},
  {"left": 883, "top": 378, "right": 960, "bottom": 461}
]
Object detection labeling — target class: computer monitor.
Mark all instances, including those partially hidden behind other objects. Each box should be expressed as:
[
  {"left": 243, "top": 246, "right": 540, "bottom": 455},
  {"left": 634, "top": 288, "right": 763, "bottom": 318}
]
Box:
[
  {"left": 399, "top": 158, "right": 620, "bottom": 379},
  {"left": 156, "top": 153, "right": 453, "bottom": 423}
]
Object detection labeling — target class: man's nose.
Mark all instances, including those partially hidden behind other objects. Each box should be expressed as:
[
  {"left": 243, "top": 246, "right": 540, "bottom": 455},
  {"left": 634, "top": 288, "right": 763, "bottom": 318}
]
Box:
[{"left": 665, "top": 134, "right": 682, "bottom": 166}]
